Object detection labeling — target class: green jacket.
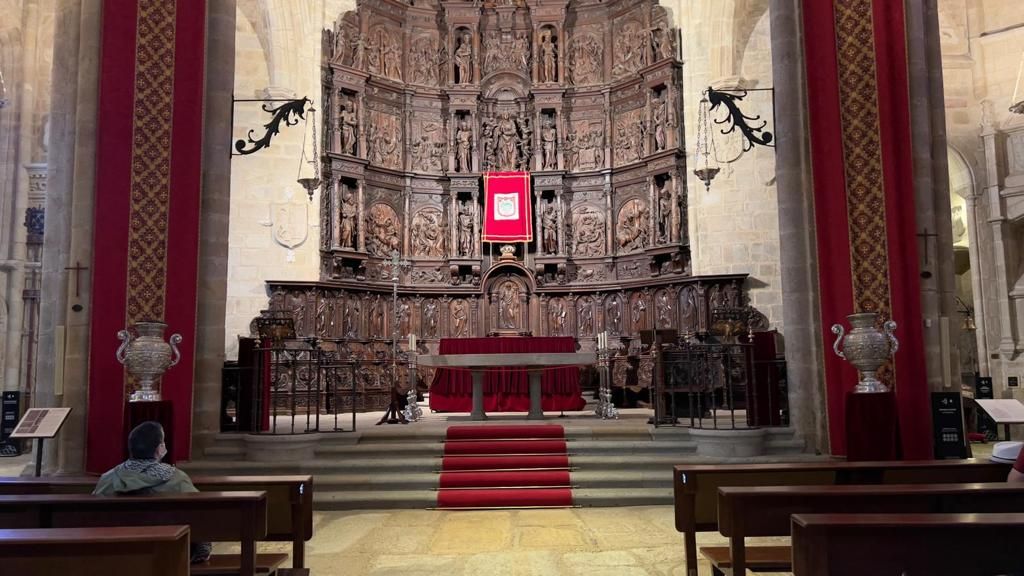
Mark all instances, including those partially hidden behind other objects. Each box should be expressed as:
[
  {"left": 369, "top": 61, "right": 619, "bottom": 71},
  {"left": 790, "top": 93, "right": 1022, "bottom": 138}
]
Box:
[{"left": 93, "top": 459, "right": 197, "bottom": 495}]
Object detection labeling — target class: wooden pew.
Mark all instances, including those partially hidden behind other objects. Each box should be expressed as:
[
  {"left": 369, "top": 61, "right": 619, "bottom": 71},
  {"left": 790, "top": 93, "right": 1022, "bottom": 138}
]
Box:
[
  {"left": 0, "top": 491, "right": 278, "bottom": 576},
  {"left": 0, "top": 474, "right": 313, "bottom": 570},
  {"left": 791, "top": 513, "right": 1024, "bottom": 576},
  {"left": 719, "top": 482, "right": 1024, "bottom": 576},
  {"left": 672, "top": 459, "right": 1010, "bottom": 576},
  {"left": 0, "top": 525, "right": 191, "bottom": 576}
]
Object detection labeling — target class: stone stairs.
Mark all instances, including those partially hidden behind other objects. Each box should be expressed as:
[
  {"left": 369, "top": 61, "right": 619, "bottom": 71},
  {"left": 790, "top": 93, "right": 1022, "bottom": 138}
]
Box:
[{"left": 182, "top": 424, "right": 810, "bottom": 510}]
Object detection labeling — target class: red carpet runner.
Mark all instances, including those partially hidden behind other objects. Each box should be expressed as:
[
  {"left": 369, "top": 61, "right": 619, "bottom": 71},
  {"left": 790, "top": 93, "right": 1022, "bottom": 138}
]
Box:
[{"left": 437, "top": 425, "right": 573, "bottom": 509}]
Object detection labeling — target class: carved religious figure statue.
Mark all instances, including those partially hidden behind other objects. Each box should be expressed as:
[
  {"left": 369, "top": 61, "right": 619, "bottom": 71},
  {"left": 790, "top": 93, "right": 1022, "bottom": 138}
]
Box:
[
  {"left": 344, "top": 299, "right": 359, "bottom": 337},
  {"left": 423, "top": 300, "right": 438, "bottom": 338},
  {"left": 631, "top": 297, "right": 647, "bottom": 332},
  {"left": 340, "top": 187, "right": 358, "bottom": 249},
  {"left": 577, "top": 300, "right": 594, "bottom": 335},
  {"left": 339, "top": 98, "right": 358, "bottom": 156},
  {"left": 496, "top": 114, "right": 519, "bottom": 171},
  {"left": 454, "top": 32, "right": 474, "bottom": 84},
  {"left": 657, "top": 180, "right": 671, "bottom": 244},
  {"left": 541, "top": 201, "right": 558, "bottom": 255},
  {"left": 657, "top": 290, "right": 673, "bottom": 328},
  {"left": 398, "top": 301, "right": 411, "bottom": 336},
  {"left": 382, "top": 33, "right": 403, "bottom": 81},
  {"left": 455, "top": 120, "right": 473, "bottom": 173},
  {"left": 550, "top": 299, "right": 567, "bottom": 336},
  {"left": 498, "top": 282, "right": 519, "bottom": 329},
  {"left": 541, "top": 118, "right": 558, "bottom": 170},
  {"left": 540, "top": 29, "right": 558, "bottom": 83},
  {"left": 451, "top": 299, "right": 468, "bottom": 337},
  {"left": 607, "top": 296, "right": 622, "bottom": 334},
  {"left": 370, "top": 297, "right": 385, "bottom": 338},
  {"left": 458, "top": 200, "right": 474, "bottom": 257},
  {"left": 652, "top": 96, "right": 668, "bottom": 152}
]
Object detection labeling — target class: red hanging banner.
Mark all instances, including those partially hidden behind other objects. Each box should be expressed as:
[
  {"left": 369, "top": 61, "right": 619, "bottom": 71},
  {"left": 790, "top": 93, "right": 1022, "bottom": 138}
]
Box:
[{"left": 482, "top": 172, "right": 533, "bottom": 243}]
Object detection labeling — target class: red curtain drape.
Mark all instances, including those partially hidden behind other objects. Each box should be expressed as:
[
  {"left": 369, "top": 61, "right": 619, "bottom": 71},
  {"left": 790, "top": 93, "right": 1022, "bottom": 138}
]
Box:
[
  {"left": 803, "top": 0, "right": 931, "bottom": 458},
  {"left": 87, "top": 0, "right": 206, "bottom": 472},
  {"left": 429, "top": 337, "right": 586, "bottom": 412}
]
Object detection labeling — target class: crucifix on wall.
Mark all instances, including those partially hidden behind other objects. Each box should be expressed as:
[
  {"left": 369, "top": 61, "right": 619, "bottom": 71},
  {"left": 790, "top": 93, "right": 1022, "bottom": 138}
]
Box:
[
  {"left": 64, "top": 261, "right": 89, "bottom": 298},
  {"left": 916, "top": 228, "right": 939, "bottom": 279}
]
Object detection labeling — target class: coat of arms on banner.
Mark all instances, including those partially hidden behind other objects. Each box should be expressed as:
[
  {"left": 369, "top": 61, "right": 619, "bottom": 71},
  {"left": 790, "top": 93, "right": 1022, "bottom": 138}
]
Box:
[{"left": 494, "top": 193, "right": 520, "bottom": 220}]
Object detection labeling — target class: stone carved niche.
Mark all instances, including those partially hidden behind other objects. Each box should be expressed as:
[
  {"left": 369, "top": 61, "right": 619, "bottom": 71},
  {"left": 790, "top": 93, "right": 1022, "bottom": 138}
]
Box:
[
  {"left": 490, "top": 275, "right": 528, "bottom": 334},
  {"left": 538, "top": 25, "right": 559, "bottom": 84},
  {"left": 613, "top": 19, "right": 649, "bottom": 79},
  {"left": 614, "top": 108, "right": 647, "bottom": 166},
  {"left": 568, "top": 30, "right": 603, "bottom": 86},
  {"left": 606, "top": 294, "right": 624, "bottom": 336},
  {"left": 548, "top": 297, "right": 569, "bottom": 336},
  {"left": 576, "top": 296, "right": 595, "bottom": 336},
  {"left": 449, "top": 299, "right": 470, "bottom": 338},
  {"left": 410, "top": 208, "right": 447, "bottom": 258},
  {"left": 366, "top": 111, "right": 403, "bottom": 170},
  {"left": 453, "top": 28, "right": 475, "bottom": 85},
  {"left": 422, "top": 299, "right": 440, "bottom": 339},
  {"left": 366, "top": 203, "right": 401, "bottom": 257},
  {"left": 571, "top": 205, "right": 606, "bottom": 257},
  {"left": 482, "top": 31, "right": 531, "bottom": 78},
  {"left": 409, "top": 34, "right": 443, "bottom": 87},
  {"left": 616, "top": 198, "right": 650, "bottom": 253},
  {"left": 566, "top": 121, "right": 605, "bottom": 172}
]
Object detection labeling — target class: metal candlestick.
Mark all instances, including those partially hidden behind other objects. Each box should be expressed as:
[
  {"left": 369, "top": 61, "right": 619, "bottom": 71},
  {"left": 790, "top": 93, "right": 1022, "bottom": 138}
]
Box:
[
  {"left": 403, "top": 352, "right": 423, "bottom": 422},
  {"left": 595, "top": 340, "right": 618, "bottom": 420}
]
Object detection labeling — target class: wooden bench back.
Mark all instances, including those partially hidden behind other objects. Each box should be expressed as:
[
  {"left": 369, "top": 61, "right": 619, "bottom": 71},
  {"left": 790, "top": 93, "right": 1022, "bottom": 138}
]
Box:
[
  {"left": 719, "top": 482, "right": 1024, "bottom": 538},
  {"left": 791, "top": 513, "right": 1024, "bottom": 576},
  {"left": 0, "top": 491, "right": 268, "bottom": 542},
  {"left": 0, "top": 474, "right": 312, "bottom": 542},
  {"left": 672, "top": 459, "right": 1010, "bottom": 532},
  {"left": 0, "top": 525, "right": 191, "bottom": 576}
]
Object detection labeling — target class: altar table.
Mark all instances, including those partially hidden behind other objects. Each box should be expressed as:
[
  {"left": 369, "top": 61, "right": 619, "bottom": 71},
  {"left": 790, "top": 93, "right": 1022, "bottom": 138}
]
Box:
[
  {"left": 427, "top": 337, "right": 587, "bottom": 414},
  {"left": 420, "top": 352, "right": 596, "bottom": 420}
]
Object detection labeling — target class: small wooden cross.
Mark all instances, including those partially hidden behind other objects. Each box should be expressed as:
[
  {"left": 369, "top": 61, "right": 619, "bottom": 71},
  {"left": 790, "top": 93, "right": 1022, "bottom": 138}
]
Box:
[
  {"left": 916, "top": 228, "right": 940, "bottom": 264},
  {"left": 64, "top": 261, "right": 89, "bottom": 298},
  {"left": 388, "top": 250, "right": 411, "bottom": 282}
]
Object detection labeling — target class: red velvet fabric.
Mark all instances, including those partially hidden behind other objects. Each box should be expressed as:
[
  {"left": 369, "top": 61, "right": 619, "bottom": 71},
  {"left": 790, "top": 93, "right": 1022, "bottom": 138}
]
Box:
[
  {"left": 802, "top": 0, "right": 931, "bottom": 459},
  {"left": 429, "top": 337, "right": 585, "bottom": 412},
  {"left": 88, "top": 0, "right": 206, "bottom": 473}
]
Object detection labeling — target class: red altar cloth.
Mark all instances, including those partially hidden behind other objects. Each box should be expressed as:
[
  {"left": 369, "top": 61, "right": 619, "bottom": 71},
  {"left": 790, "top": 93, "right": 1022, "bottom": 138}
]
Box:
[{"left": 429, "top": 337, "right": 586, "bottom": 413}]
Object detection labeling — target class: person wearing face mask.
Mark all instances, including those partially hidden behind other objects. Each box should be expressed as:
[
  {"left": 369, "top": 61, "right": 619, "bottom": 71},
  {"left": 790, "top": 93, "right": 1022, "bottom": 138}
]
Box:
[{"left": 93, "top": 420, "right": 212, "bottom": 563}]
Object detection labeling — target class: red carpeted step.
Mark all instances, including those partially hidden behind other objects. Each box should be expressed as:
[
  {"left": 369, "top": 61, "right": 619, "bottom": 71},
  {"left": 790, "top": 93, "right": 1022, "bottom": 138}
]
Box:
[
  {"left": 436, "top": 487, "right": 573, "bottom": 508},
  {"left": 443, "top": 439, "right": 567, "bottom": 456},
  {"left": 445, "top": 425, "right": 565, "bottom": 440},
  {"left": 439, "top": 470, "right": 571, "bottom": 489},
  {"left": 441, "top": 454, "right": 570, "bottom": 471}
]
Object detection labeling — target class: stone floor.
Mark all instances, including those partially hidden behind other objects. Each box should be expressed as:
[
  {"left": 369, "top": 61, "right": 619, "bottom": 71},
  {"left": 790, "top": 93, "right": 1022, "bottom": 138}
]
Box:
[{"left": 217, "top": 505, "right": 790, "bottom": 576}]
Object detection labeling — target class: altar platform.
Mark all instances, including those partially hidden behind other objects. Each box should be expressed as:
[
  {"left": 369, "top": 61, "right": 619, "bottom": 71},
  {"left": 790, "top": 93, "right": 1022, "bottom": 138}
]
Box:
[{"left": 186, "top": 399, "right": 810, "bottom": 510}]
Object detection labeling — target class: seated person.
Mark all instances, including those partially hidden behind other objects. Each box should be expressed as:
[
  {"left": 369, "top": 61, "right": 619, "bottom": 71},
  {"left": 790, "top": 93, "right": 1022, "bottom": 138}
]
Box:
[
  {"left": 93, "top": 421, "right": 212, "bottom": 563},
  {"left": 1009, "top": 442, "right": 1024, "bottom": 482}
]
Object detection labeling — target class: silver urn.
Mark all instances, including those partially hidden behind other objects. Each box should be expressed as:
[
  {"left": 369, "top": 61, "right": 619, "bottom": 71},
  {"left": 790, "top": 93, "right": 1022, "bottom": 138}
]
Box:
[
  {"left": 116, "top": 321, "right": 182, "bottom": 402},
  {"left": 831, "top": 312, "right": 899, "bottom": 393}
]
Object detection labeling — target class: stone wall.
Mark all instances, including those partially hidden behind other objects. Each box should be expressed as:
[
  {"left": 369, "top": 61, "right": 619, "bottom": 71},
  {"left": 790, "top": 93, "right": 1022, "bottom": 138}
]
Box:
[{"left": 939, "top": 0, "right": 1024, "bottom": 400}]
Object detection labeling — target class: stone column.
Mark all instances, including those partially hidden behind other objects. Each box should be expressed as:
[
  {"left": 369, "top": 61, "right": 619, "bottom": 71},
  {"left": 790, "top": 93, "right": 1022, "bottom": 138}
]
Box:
[
  {"left": 191, "top": 0, "right": 237, "bottom": 452},
  {"left": 472, "top": 190, "right": 480, "bottom": 258},
  {"left": 964, "top": 193, "right": 990, "bottom": 377},
  {"left": 905, "top": 0, "right": 959, "bottom": 390},
  {"left": 669, "top": 170, "right": 681, "bottom": 244},
  {"left": 36, "top": 0, "right": 103, "bottom": 473},
  {"left": 980, "top": 121, "right": 1016, "bottom": 356},
  {"left": 2, "top": 0, "right": 40, "bottom": 393},
  {"left": 769, "top": 0, "right": 827, "bottom": 452}
]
